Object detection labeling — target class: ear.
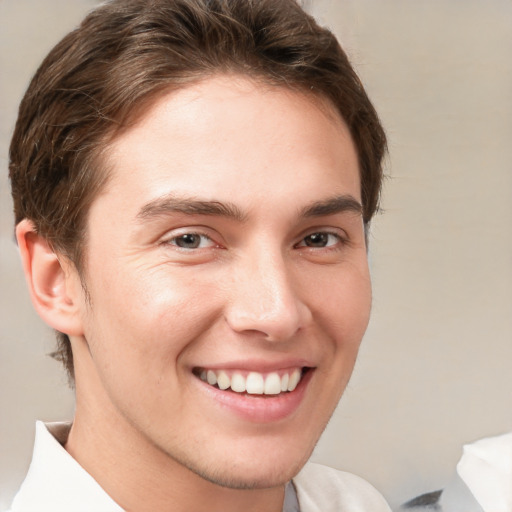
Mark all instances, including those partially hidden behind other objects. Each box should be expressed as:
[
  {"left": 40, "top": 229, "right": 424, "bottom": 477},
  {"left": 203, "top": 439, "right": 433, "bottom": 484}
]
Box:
[{"left": 16, "top": 219, "right": 85, "bottom": 337}]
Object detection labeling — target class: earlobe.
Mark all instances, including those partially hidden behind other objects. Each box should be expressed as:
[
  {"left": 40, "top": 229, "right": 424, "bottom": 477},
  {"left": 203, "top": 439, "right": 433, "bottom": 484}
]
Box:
[{"left": 16, "top": 219, "right": 84, "bottom": 337}]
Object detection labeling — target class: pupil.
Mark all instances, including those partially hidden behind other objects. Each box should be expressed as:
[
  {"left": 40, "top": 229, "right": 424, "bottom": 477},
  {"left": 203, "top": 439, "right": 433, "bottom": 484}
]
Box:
[
  {"left": 177, "top": 234, "right": 200, "bottom": 248},
  {"left": 306, "top": 233, "right": 327, "bottom": 247}
]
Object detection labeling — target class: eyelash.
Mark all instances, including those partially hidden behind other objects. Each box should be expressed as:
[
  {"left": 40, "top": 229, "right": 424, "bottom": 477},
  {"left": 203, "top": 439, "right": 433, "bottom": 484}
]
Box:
[
  {"left": 162, "top": 229, "right": 346, "bottom": 251},
  {"left": 164, "top": 232, "right": 217, "bottom": 250},
  {"left": 295, "top": 231, "right": 345, "bottom": 249}
]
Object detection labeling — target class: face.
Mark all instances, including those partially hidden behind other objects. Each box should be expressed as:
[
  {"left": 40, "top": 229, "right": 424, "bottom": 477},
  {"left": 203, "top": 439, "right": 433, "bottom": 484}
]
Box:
[{"left": 73, "top": 75, "right": 371, "bottom": 488}]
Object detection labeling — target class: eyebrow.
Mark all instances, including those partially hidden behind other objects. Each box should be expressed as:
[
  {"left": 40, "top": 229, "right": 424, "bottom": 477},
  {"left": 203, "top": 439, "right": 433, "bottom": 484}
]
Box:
[
  {"left": 136, "top": 195, "right": 247, "bottom": 222},
  {"left": 136, "top": 193, "right": 362, "bottom": 224},
  {"left": 300, "top": 195, "right": 363, "bottom": 218}
]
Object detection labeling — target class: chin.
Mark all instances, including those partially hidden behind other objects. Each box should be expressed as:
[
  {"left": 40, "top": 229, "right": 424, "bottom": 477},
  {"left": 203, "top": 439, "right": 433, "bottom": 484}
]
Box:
[
  {"left": 177, "top": 443, "right": 312, "bottom": 490},
  {"left": 191, "top": 461, "right": 304, "bottom": 490}
]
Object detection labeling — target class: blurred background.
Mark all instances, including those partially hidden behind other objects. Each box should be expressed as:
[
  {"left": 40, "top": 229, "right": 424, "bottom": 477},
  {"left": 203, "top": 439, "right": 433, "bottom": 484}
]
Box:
[{"left": 1, "top": 1, "right": 511, "bottom": 510}]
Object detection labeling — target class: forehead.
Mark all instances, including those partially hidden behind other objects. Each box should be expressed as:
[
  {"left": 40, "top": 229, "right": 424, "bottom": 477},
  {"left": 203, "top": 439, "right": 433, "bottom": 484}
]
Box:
[{"left": 97, "top": 74, "right": 360, "bottom": 215}]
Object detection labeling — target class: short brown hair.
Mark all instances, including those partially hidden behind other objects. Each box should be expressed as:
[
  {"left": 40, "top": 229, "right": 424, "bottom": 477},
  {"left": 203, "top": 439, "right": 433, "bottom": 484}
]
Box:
[{"left": 9, "top": 0, "right": 386, "bottom": 381}]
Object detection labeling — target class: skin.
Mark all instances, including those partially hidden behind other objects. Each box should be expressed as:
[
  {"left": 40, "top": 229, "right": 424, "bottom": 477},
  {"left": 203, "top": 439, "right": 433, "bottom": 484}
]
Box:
[{"left": 18, "top": 75, "right": 372, "bottom": 512}]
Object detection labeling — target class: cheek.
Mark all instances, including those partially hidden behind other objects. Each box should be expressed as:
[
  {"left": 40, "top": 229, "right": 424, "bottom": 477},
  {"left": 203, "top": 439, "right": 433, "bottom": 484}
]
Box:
[
  {"left": 311, "top": 261, "right": 372, "bottom": 348},
  {"left": 323, "top": 268, "right": 371, "bottom": 387},
  {"left": 82, "top": 263, "right": 223, "bottom": 372},
  {"left": 341, "top": 271, "right": 372, "bottom": 338}
]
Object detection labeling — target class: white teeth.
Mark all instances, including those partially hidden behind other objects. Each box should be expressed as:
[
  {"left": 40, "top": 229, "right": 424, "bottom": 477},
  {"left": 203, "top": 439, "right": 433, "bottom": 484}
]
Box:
[
  {"left": 280, "top": 373, "right": 289, "bottom": 392},
  {"left": 231, "top": 372, "right": 246, "bottom": 393},
  {"left": 287, "top": 369, "right": 301, "bottom": 392},
  {"left": 206, "top": 370, "right": 217, "bottom": 386},
  {"left": 246, "top": 372, "right": 264, "bottom": 394},
  {"left": 217, "top": 370, "right": 230, "bottom": 390},
  {"left": 264, "top": 372, "right": 282, "bottom": 395},
  {"left": 199, "top": 368, "right": 305, "bottom": 395}
]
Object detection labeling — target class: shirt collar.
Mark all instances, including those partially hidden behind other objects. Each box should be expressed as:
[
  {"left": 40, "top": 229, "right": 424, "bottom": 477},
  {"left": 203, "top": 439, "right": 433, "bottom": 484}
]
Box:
[{"left": 11, "top": 421, "right": 123, "bottom": 512}]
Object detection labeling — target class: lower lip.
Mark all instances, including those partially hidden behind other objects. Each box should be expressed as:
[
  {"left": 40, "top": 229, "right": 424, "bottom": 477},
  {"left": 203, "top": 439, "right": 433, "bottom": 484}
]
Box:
[{"left": 195, "top": 370, "right": 313, "bottom": 423}]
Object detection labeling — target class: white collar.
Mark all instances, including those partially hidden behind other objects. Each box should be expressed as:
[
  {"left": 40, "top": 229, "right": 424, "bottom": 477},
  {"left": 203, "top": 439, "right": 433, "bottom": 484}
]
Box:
[
  {"left": 10, "top": 421, "right": 123, "bottom": 512},
  {"left": 440, "top": 432, "right": 512, "bottom": 512}
]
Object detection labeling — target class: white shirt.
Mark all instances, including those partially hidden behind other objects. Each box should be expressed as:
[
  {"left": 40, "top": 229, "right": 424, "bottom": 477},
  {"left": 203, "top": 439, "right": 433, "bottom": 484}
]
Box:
[
  {"left": 8, "top": 421, "right": 391, "bottom": 512},
  {"left": 440, "top": 432, "right": 512, "bottom": 512}
]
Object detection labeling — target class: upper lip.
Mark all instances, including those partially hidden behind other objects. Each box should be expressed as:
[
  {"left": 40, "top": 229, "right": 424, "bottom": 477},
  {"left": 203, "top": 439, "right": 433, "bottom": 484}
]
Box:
[{"left": 191, "top": 358, "right": 315, "bottom": 373}]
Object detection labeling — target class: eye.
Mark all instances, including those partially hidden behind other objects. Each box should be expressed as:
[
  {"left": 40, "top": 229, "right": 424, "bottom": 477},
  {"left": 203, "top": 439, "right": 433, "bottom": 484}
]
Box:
[
  {"left": 167, "top": 233, "right": 215, "bottom": 249},
  {"left": 297, "top": 232, "right": 342, "bottom": 248}
]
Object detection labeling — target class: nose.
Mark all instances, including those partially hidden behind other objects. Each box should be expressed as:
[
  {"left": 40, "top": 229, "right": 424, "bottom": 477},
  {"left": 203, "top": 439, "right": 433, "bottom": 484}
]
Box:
[{"left": 224, "top": 248, "right": 312, "bottom": 342}]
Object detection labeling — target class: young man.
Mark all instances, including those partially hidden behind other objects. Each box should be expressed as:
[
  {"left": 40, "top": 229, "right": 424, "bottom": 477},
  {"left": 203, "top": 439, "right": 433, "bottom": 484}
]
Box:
[{"left": 8, "top": 0, "right": 390, "bottom": 510}]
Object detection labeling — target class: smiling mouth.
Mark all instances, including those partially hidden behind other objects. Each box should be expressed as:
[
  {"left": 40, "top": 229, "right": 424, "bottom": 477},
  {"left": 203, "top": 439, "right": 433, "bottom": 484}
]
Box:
[{"left": 193, "top": 367, "right": 310, "bottom": 396}]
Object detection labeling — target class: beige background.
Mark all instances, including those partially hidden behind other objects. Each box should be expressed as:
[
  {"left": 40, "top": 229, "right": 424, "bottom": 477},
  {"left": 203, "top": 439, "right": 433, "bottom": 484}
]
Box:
[{"left": 1, "top": 1, "right": 511, "bottom": 510}]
